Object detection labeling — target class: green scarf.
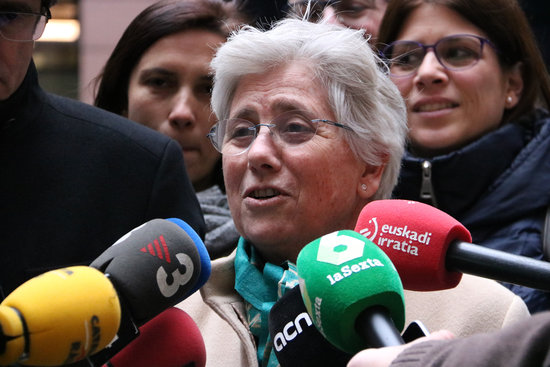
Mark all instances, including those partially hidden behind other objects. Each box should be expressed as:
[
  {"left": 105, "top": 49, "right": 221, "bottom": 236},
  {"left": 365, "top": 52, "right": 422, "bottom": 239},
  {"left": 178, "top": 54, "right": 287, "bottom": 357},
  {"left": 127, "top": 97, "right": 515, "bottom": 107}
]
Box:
[{"left": 234, "top": 238, "right": 299, "bottom": 367}]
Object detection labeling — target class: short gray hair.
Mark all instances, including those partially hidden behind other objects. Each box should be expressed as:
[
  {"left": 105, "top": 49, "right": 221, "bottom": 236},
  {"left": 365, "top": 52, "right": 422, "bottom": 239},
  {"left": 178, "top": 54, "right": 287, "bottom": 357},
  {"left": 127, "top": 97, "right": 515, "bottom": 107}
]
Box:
[{"left": 210, "top": 18, "right": 407, "bottom": 199}]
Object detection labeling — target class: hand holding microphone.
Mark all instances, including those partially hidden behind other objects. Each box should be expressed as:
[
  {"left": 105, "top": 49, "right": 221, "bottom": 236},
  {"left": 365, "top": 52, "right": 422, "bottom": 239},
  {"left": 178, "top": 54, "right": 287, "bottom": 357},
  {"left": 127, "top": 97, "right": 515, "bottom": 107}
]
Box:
[
  {"left": 296, "top": 230, "right": 405, "bottom": 355},
  {"left": 0, "top": 266, "right": 121, "bottom": 366},
  {"left": 355, "top": 199, "right": 550, "bottom": 291}
]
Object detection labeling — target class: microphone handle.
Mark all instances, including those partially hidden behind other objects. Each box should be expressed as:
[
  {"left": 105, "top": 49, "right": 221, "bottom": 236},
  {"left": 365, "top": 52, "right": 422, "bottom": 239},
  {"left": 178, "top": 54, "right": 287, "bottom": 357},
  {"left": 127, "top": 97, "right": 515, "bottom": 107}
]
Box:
[
  {"left": 446, "top": 241, "right": 550, "bottom": 291},
  {"left": 354, "top": 306, "right": 404, "bottom": 348}
]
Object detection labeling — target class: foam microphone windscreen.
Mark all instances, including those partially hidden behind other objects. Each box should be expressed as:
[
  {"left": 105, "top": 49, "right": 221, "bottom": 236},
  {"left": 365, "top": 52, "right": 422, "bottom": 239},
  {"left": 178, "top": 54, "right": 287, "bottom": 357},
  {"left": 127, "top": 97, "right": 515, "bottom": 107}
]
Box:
[
  {"left": 355, "top": 199, "right": 550, "bottom": 292},
  {"left": 166, "top": 218, "right": 211, "bottom": 296},
  {"left": 297, "top": 230, "right": 405, "bottom": 355},
  {"left": 90, "top": 218, "right": 206, "bottom": 325},
  {"left": 105, "top": 307, "right": 206, "bottom": 367},
  {"left": 0, "top": 266, "right": 121, "bottom": 366},
  {"left": 355, "top": 199, "right": 470, "bottom": 291},
  {"left": 268, "top": 286, "right": 352, "bottom": 367}
]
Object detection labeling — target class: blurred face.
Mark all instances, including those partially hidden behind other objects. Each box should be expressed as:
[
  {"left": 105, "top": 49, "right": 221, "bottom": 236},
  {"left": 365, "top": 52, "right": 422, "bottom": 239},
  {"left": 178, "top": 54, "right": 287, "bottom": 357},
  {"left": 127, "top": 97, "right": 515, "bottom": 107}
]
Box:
[
  {"left": 389, "top": 4, "right": 522, "bottom": 157},
  {"left": 323, "top": 0, "right": 388, "bottom": 41},
  {"left": 127, "top": 29, "right": 224, "bottom": 191},
  {"left": 223, "top": 62, "right": 382, "bottom": 264},
  {"left": 289, "top": 0, "right": 387, "bottom": 41},
  {"left": 0, "top": 0, "right": 40, "bottom": 100}
]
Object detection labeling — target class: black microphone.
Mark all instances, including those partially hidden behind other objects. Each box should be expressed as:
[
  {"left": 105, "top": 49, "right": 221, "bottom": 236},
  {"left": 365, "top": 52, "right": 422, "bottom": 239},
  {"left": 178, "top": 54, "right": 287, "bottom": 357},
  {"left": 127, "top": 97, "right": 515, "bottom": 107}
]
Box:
[
  {"left": 88, "top": 218, "right": 211, "bottom": 365},
  {"left": 268, "top": 286, "right": 352, "bottom": 367}
]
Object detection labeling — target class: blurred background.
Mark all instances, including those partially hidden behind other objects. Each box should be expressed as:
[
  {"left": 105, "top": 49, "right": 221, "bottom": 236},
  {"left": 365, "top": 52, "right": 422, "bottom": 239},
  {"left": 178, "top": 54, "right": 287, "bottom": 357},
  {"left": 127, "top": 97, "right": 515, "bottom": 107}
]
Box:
[
  {"left": 36, "top": 0, "right": 159, "bottom": 103},
  {"left": 37, "top": 0, "right": 549, "bottom": 105}
]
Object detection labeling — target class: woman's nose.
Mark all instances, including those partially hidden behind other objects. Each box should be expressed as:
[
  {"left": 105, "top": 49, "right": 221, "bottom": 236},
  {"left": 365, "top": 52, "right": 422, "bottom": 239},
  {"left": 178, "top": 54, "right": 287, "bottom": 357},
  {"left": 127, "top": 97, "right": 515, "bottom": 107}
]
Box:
[
  {"left": 168, "top": 90, "right": 197, "bottom": 129},
  {"left": 321, "top": 6, "right": 341, "bottom": 25},
  {"left": 414, "top": 51, "right": 449, "bottom": 86},
  {"left": 246, "top": 126, "right": 282, "bottom": 172}
]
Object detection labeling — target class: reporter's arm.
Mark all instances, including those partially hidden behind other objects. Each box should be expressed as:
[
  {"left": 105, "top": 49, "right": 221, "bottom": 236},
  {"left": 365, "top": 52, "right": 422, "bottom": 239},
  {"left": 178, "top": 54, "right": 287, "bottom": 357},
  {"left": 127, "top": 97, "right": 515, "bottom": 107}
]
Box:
[{"left": 348, "top": 312, "right": 550, "bottom": 367}]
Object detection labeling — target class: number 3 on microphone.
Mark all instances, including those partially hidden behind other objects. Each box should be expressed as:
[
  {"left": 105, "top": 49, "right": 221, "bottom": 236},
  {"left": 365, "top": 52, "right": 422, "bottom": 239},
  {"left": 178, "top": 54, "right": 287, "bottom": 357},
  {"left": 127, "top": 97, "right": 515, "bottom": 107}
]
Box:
[{"left": 156, "top": 253, "right": 195, "bottom": 298}]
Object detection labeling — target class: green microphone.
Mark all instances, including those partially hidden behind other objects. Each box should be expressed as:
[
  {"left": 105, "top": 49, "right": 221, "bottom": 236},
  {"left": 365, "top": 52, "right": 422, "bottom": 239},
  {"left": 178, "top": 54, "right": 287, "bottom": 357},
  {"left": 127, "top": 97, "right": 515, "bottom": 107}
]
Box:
[{"left": 297, "top": 230, "right": 405, "bottom": 354}]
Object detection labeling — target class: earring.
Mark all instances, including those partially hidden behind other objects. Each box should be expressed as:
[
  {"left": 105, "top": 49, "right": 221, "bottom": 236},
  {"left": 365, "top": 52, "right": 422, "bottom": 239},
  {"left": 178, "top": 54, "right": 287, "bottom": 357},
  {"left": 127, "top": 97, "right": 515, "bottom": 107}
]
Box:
[
  {"left": 507, "top": 96, "right": 513, "bottom": 104},
  {"left": 361, "top": 184, "right": 368, "bottom": 191}
]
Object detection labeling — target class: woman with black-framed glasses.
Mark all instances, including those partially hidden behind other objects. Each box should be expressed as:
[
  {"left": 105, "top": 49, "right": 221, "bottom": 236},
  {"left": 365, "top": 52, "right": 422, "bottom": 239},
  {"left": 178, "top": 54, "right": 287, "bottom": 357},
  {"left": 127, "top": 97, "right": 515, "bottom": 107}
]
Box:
[{"left": 377, "top": 0, "right": 550, "bottom": 313}]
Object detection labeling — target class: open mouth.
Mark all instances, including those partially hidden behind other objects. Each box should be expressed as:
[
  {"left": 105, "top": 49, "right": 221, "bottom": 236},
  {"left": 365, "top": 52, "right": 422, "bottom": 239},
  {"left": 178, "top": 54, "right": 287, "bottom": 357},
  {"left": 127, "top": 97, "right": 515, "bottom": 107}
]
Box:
[
  {"left": 249, "top": 188, "right": 281, "bottom": 199},
  {"left": 414, "top": 102, "right": 458, "bottom": 113}
]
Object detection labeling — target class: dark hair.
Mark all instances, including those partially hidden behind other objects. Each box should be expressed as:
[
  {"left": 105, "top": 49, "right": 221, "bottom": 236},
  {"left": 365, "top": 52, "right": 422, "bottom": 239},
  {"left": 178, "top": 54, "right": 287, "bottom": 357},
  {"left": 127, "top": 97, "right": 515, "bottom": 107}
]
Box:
[
  {"left": 41, "top": 0, "right": 56, "bottom": 14},
  {"left": 93, "top": 0, "right": 246, "bottom": 115},
  {"left": 377, "top": 0, "right": 550, "bottom": 123}
]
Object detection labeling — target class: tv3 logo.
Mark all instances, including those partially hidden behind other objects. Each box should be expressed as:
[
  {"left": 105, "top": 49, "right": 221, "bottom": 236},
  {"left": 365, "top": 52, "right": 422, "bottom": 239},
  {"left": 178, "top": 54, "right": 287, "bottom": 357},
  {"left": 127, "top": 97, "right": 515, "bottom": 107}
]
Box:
[
  {"left": 116, "top": 221, "right": 195, "bottom": 298},
  {"left": 156, "top": 252, "right": 194, "bottom": 298}
]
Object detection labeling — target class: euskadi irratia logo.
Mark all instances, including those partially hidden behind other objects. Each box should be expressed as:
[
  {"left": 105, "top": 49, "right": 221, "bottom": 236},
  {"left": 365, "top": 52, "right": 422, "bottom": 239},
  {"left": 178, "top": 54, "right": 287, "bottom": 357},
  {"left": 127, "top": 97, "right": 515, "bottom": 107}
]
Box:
[{"left": 358, "top": 217, "right": 432, "bottom": 256}]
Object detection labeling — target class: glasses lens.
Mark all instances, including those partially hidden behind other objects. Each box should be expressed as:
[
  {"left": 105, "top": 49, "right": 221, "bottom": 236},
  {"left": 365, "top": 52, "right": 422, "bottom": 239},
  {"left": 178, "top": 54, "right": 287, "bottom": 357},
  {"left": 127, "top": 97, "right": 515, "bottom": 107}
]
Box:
[
  {"left": 436, "top": 35, "right": 483, "bottom": 70},
  {"left": 210, "top": 118, "right": 256, "bottom": 155},
  {"left": 274, "top": 111, "right": 318, "bottom": 145},
  {"left": 0, "top": 12, "right": 46, "bottom": 41},
  {"left": 384, "top": 41, "right": 425, "bottom": 77},
  {"left": 209, "top": 111, "right": 320, "bottom": 155}
]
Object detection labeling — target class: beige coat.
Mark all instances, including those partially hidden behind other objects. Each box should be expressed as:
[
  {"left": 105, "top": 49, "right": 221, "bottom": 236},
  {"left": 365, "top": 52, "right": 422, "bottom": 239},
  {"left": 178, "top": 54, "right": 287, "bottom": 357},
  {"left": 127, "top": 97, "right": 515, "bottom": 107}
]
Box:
[{"left": 177, "top": 251, "right": 530, "bottom": 367}]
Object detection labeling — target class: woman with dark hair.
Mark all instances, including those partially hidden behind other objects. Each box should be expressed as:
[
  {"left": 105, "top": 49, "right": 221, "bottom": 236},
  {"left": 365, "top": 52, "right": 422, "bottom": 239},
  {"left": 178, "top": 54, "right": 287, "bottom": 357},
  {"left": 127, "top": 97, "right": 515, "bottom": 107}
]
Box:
[
  {"left": 377, "top": 0, "right": 550, "bottom": 312},
  {"left": 94, "top": 0, "right": 248, "bottom": 259}
]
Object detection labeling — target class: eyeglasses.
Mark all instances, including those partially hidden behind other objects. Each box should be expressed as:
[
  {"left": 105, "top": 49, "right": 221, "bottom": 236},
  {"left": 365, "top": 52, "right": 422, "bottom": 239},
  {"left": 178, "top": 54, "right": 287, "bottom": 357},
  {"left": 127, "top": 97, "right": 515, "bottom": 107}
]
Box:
[
  {"left": 380, "top": 34, "right": 498, "bottom": 78},
  {"left": 0, "top": 11, "right": 50, "bottom": 42},
  {"left": 207, "top": 110, "right": 354, "bottom": 156}
]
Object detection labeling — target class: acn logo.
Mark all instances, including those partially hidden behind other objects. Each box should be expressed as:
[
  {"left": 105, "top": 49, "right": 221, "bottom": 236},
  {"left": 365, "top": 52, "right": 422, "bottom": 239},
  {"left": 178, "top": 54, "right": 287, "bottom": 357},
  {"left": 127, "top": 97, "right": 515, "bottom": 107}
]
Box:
[{"left": 273, "top": 312, "right": 313, "bottom": 352}]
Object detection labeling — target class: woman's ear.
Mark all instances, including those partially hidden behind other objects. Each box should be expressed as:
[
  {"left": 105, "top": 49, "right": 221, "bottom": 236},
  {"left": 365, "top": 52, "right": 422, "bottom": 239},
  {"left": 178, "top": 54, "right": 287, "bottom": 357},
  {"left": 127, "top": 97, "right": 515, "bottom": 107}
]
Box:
[
  {"left": 504, "top": 62, "right": 524, "bottom": 109},
  {"left": 358, "top": 162, "right": 386, "bottom": 199}
]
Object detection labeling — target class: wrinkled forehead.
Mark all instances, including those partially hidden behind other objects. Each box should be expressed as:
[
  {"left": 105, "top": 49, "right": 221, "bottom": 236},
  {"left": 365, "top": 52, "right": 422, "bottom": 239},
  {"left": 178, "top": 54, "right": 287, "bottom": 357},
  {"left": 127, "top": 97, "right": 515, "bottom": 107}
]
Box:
[{"left": 0, "top": 0, "right": 42, "bottom": 12}]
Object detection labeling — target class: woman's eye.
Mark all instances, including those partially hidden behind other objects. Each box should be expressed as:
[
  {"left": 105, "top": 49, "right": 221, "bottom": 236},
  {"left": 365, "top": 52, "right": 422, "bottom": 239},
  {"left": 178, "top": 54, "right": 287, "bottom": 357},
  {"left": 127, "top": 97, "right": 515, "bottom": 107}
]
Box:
[{"left": 197, "top": 83, "right": 213, "bottom": 96}]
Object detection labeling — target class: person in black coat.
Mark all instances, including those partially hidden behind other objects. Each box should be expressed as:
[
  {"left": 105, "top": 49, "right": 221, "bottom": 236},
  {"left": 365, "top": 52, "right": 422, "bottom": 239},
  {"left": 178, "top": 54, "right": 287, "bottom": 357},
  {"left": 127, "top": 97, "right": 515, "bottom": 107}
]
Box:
[{"left": 0, "top": 0, "right": 205, "bottom": 298}]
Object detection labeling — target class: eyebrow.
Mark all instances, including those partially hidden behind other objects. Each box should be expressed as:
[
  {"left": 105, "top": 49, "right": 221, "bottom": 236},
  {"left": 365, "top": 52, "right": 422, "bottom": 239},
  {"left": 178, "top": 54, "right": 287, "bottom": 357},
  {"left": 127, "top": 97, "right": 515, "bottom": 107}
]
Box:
[{"left": 231, "top": 99, "right": 311, "bottom": 121}]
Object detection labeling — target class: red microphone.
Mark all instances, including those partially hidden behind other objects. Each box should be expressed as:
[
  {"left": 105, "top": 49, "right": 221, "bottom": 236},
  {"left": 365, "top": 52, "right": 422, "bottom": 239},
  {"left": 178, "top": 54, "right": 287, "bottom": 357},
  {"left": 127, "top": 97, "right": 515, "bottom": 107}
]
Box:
[
  {"left": 354, "top": 199, "right": 550, "bottom": 291},
  {"left": 103, "top": 307, "right": 206, "bottom": 367}
]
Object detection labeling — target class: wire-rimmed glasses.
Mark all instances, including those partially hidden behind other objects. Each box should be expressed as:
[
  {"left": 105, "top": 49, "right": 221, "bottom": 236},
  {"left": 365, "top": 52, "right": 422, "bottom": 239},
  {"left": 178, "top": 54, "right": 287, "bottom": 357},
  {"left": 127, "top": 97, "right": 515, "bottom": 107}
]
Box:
[
  {"left": 0, "top": 11, "right": 50, "bottom": 42},
  {"left": 380, "top": 34, "right": 498, "bottom": 78},
  {"left": 207, "top": 110, "right": 354, "bottom": 156}
]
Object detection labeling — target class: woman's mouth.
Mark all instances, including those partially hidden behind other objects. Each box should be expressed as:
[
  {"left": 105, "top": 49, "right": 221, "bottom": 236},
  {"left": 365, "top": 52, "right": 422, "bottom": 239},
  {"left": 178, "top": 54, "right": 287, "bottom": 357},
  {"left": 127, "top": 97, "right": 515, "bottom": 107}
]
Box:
[
  {"left": 414, "top": 102, "right": 458, "bottom": 112},
  {"left": 249, "top": 188, "right": 281, "bottom": 199}
]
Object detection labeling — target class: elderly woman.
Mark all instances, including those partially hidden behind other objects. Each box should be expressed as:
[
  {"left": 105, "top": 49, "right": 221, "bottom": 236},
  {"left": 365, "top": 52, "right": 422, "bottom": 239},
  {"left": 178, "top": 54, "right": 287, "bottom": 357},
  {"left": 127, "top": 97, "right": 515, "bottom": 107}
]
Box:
[
  {"left": 177, "top": 19, "right": 529, "bottom": 367},
  {"left": 377, "top": 0, "right": 550, "bottom": 313}
]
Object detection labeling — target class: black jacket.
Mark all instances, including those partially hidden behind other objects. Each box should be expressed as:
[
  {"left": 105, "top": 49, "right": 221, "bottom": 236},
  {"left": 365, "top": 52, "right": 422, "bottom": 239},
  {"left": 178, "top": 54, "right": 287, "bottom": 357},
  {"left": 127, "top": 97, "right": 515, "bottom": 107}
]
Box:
[
  {"left": 393, "top": 109, "right": 550, "bottom": 313},
  {"left": 0, "top": 62, "right": 205, "bottom": 297}
]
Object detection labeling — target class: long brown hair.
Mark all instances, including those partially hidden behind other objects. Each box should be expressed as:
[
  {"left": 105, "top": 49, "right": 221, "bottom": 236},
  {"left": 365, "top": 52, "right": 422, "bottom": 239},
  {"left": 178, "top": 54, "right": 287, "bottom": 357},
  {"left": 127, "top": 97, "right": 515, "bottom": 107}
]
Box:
[
  {"left": 93, "top": 0, "right": 246, "bottom": 115},
  {"left": 377, "top": 0, "right": 550, "bottom": 123}
]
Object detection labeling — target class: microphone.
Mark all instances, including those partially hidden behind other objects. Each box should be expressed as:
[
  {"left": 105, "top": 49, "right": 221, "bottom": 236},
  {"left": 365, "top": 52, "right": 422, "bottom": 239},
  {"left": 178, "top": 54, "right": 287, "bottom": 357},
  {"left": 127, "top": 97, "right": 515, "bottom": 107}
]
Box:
[
  {"left": 0, "top": 266, "right": 121, "bottom": 366},
  {"left": 268, "top": 286, "right": 352, "bottom": 367},
  {"left": 104, "top": 307, "right": 206, "bottom": 367},
  {"left": 354, "top": 199, "right": 550, "bottom": 291},
  {"left": 296, "top": 230, "right": 405, "bottom": 355},
  {"left": 88, "top": 218, "right": 211, "bottom": 365}
]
